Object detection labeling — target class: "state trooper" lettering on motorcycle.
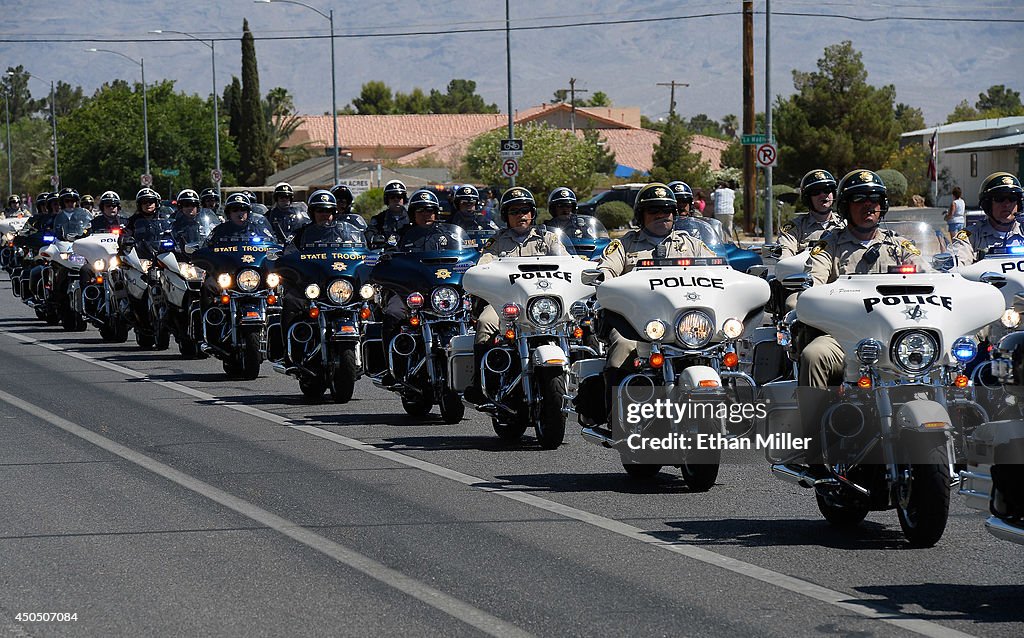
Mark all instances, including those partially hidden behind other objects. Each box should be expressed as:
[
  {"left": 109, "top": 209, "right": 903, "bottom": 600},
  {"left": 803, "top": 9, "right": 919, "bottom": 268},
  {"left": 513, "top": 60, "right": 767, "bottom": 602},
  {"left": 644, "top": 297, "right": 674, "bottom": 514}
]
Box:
[
  {"left": 508, "top": 271, "right": 572, "bottom": 285},
  {"left": 863, "top": 295, "right": 953, "bottom": 313},
  {"left": 648, "top": 276, "right": 725, "bottom": 290}
]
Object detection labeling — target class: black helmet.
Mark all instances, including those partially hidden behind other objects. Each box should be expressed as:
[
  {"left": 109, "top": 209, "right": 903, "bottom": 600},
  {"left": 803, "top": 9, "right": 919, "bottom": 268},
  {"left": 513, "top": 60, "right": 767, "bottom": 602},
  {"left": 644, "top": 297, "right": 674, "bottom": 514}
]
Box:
[
  {"left": 383, "top": 180, "right": 408, "bottom": 203},
  {"left": 7, "top": 194, "right": 19, "bottom": 207},
  {"left": 224, "top": 192, "right": 252, "bottom": 214},
  {"left": 499, "top": 187, "right": 537, "bottom": 223},
  {"left": 632, "top": 183, "right": 677, "bottom": 226},
  {"left": 243, "top": 190, "right": 258, "bottom": 204},
  {"left": 979, "top": 172, "right": 1023, "bottom": 216},
  {"left": 45, "top": 191, "right": 60, "bottom": 207},
  {"left": 330, "top": 184, "right": 354, "bottom": 206},
  {"left": 453, "top": 184, "right": 481, "bottom": 208},
  {"left": 799, "top": 169, "right": 838, "bottom": 211},
  {"left": 177, "top": 189, "right": 201, "bottom": 207},
  {"left": 81, "top": 194, "right": 94, "bottom": 207},
  {"left": 200, "top": 188, "right": 220, "bottom": 206},
  {"left": 99, "top": 190, "right": 121, "bottom": 208},
  {"left": 666, "top": 181, "right": 693, "bottom": 207},
  {"left": 36, "top": 192, "right": 49, "bottom": 212},
  {"left": 136, "top": 187, "right": 160, "bottom": 205},
  {"left": 307, "top": 189, "right": 338, "bottom": 213},
  {"left": 273, "top": 182, "right": 294, "bottom": 201},
  {"left": 408, "top": 189, "right": 441, "bottom": 216},
  {"left": 547, "top": 187, "right": 577, "bottom": 214},
  {"left": 836, "top": 169, "right": 888, "bottom": 222},
  {"left": 58, "top": 187, "right": 80, "bottom": 204}
]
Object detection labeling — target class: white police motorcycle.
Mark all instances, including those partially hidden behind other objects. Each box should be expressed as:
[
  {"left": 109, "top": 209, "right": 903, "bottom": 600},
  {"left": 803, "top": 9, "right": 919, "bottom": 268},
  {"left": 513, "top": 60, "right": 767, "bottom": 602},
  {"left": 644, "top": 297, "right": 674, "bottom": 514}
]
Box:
[
  {"left": 454, "top": 237, "right": 593, "bottom": 448},
  {"left": 769, "top": 225, "right": 1005, "bottom": 546},
  {"left": 574, "top": 255, "right": 770, "bottom": 488},
  {"left": 69, "top": 229, "right": 126, "bottom": 340}
]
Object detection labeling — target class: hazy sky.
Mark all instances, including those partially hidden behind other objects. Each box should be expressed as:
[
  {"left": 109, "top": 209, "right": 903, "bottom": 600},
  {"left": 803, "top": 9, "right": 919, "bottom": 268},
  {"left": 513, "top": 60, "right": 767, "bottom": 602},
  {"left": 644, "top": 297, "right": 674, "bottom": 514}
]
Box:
[{"left": 1, "top": 1, "right": 1020, "bottom": 126}]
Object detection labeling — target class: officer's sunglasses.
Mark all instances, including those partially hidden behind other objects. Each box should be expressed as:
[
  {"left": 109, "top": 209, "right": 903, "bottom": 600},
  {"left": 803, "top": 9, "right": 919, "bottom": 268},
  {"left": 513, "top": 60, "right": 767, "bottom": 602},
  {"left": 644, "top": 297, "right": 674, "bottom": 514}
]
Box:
[
  {"left": 807, "top": 188, "right": 831, "bottom": 197},
  {"left": 507, "top": 207, "right": 533, "bottom": 216},
  {"left": 992, "top": 195, "right": 1018, "bottom": 204},
  {"left": 849, "top": 193, "right": 883, "bottom": 204}
]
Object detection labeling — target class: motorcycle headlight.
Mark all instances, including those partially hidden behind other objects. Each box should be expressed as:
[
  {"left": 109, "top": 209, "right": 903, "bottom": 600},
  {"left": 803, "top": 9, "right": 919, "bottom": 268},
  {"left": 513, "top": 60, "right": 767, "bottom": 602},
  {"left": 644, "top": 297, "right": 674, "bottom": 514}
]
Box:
[
  {"left": 430, "top": 286, "right": 461, "bottom": 315},
  {"left": 951, "top": 336, "right": 977, "bottom": 363},
  {"left": 722, "top": 318, "right": 744, "bottom": 340},
  {"left": 359, "top": 284, "right": 375, "bottom": 300},
  {"left": 139, "top": 259, "right": 152, "bottom": 273},
  {"left": 266, "top": 272, "right": 281, "bottom": 289},
  {"left": 217, "top": 273, "right": 232, "bottom": 289},
  {"left": 236, "top": 268, "right": 261, "bottom": 292},
  {"left": 855, "top": 338, "right": 883, "bottom": 365},
  {"left": 179, "top": 263, "right": 205, "bottom": 281},
  {"left": 891, "top": 330, "right": 938, "bottom": 374},
  {"left": 528, "top": 296, "right": 560, "bottom": 326},
  {"left": 676, "top": 310, "right": 714, "bottom": 348},
  {"left": 327, "top": 279, "right": 354, "bottom": 304},
  {"left": 1001, "top": 308, "right": 1020, "bottom": 328},
  {"left": 305, "top": 283, "right": 321, "bottom": 299},
  {"left": 645, "top": 319, "right": 667, "bottom": 340},
  {"left": 92, "top": 259, "right": 105, "bottom": 271}
]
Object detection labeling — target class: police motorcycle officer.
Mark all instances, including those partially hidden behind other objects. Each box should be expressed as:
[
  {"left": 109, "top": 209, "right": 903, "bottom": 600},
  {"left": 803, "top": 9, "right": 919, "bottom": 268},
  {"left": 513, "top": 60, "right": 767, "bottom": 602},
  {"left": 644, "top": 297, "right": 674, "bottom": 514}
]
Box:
[
  {"left": 80, "top": 194, "right": 95, "bottom": 214},
  {"left": 462, "top": 186, "right": 568, "bottom": 406},
  {"left": 170, "top": 189, "right": 219, "bottom": 250},
  {"left": 199, "top": 188, "right": 221, "bottom": 217},
  {"left": 778, "top": 169, "right": 845, "bottom": 259},
  {"left": 75, "top": 191, "right": 129, "bottom": 340},
  {"left": 89, "top": 191, "right": 129, "bottom": 233},
  {"left": 12, "top": 192, "right": 57, "bottom": 309},
  {"left": 448, "top": 184, "right": 498, "bottom": 232},
  {"left": 574, "top": 183, "right": 715, "bottom": 424},
  {"left": 330, "top": 183, "right": 369, "bottom": 233},
  {"left": 950, "top": 172, "right": 1024, "bottom": 266},
  {"left": 4, "top": 194, "right": 27, "bottom": 217},
  {"left": 367, "top": 180, "right": 412, "bottom": 249},
  {"left": 266, "top": 182, "right": 310, "bottom": 245},
  {"left": 544, "top": 187, "right": 579, "bottom": 232},
  {"left": 47, "top": 188, "right": 93, "bottom": 330},
  {"left": 669, "top": 180, "right": 726, "bottom": 240}
]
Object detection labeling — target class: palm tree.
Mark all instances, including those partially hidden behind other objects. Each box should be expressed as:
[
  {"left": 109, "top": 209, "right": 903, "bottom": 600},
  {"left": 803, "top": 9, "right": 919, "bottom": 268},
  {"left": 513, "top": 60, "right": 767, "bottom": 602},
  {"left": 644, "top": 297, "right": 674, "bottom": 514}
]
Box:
[{"left": 264, "top": 87, "right": 312, "bottom": 171}]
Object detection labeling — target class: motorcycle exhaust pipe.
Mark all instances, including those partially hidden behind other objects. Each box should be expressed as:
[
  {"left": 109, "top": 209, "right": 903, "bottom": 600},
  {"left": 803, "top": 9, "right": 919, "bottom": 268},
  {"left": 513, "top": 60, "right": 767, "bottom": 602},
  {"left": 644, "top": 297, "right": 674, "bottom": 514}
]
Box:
[
  {"left": 288, "top": 321, "right": 315, "bottom": 344},
  {"left": 390, "top": 333, "right": 417, "bottom": 358},
  {"left": 83, "top": 285, "right": 102, "bottom": 302},
  {"left": 825, "top": 403, "right": 865, "bottom": 439},
  {"left": 483, "top": 348, "right": 512, "bottom": 374},
  {"left": 204, "top": 306, "right": 226, "bottom": 327},
  {"left": 620, "top": 373, "right": 656, "bottom": 405}
]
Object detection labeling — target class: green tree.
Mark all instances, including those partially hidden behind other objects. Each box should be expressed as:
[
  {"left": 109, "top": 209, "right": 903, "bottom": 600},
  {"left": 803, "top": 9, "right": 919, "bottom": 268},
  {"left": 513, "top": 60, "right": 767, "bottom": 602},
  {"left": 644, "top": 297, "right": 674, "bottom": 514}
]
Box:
[
  {"left": 238, "top": 19, "right": 272, "bottom": 185},
  {"left": 876, "top": 169, "right": 908, "bottom": 206},
  {"left": 464, "top": 123, "right": 601, "bottom": 197},
  {"left": 720, "top": 139, "right": 744, "bottom": 169},
  {"left": 686, "top": 114, "right": 722, "bottom": 137},
  {"left": 649, "top": 115, "right": 712, "bottom": 187},
  {"left": 264, "top": 87, "right": 309, "bottom": 172},
  {"left": 975, "top": 84, "right": 1024, "bottom": 117},
  {"left": 595, "top": 201, "right": 632, "bottom": 230},
  {"left": 587, "top": 91, "right": 611, "bottom": 107},
  {"left": 394, "top": 87, "right": 431, "bottom": 114},
  {"left": 429, "top": 79, "right": 498, "bottom": 114},
  {"left": 894, "top": 103, "right": 925, "bottom": 133},
  {"left": 583, "top": 129, "right": 616, "bottom": 175},
  {"left": 640, "top": 115, "right": 666, "bottom": 132},
  {"left": 224, "top": 76, "right": 242, "bottom": 139},
  {"left": 884, "top": 144, "right": 929, "bottom": 203},
  {"left": 353, "top": 187, "right": 383, "bottom": 221},
  {"left": 720, "top": 114, "right": 739, "bottom": 138},
  {"left": 351, "top": 80, "right": 395, "bottom": 115},
  {"left": 945, "top": 99, "right": 979, "bottom": 124},
  {"left": 52, "top": 81, "right": 86, "bottom": 118},
  {"left": 773, "top": 41, "right": 901, "bottom": 185},
  {"left": 0, "top": 117, "right": 53, "bottom": 195},
  {"left": 1, "top": 66, "right": 45, "bottom": 121}
]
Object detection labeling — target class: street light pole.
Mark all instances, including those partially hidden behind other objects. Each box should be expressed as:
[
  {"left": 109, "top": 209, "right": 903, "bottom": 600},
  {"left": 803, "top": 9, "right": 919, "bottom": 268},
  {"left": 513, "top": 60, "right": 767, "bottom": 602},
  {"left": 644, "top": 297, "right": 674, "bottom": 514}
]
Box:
[
  {"left": 256, "top": 0, "right": 339, "bottom": 184},
  {"left": 86, "top": 49, "right": 150, "bottom": 182},
  {"left": 14, "top": 71, "right": 59, "bottom": 189},
  {"left": 3, "top": 88, "right": 12, "bottom": 197},
  {"left": 151, "top": 30, "right": 223, "bottom": 200},
  {"left": 505, "top": 0, "right": 514, "bottom": 188}
]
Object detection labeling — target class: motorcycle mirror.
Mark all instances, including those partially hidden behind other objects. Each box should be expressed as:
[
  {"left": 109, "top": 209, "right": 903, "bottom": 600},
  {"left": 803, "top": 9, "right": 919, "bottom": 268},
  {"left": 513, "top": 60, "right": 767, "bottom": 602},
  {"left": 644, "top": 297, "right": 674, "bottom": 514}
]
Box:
[
  {"left": 759, "top": 243, "right": 783, "bottom": 260},
  {"left": 184, "top": 241, "right": 200, "bottom": 254},
  {"left": 781, "top": 273, "right": 812, "bottom": 292},
  {"left": 931, "top": 252, "right": 955, "bottom": 273},
  {"left": 980, "top": 272, "right": 1008, "bottom": 289},
  {"left": 580, "top": 269, "right": 604, "bottom": 286}
]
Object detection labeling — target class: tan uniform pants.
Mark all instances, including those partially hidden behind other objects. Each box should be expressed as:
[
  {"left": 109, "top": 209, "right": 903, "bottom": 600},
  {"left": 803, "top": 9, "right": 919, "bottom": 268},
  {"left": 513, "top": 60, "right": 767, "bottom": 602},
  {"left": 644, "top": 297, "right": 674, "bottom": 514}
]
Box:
[{"left": 799, "top": 334, "right": 845, "bottom": 388}]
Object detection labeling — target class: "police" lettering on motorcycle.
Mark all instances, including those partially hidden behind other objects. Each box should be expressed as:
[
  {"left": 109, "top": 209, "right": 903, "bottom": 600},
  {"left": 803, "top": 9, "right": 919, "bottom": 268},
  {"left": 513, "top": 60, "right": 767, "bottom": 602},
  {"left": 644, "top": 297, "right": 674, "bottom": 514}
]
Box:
[
  {"left": 863, "top": 295, "right": 953, "bottom": 312},
  {"left": 648, "top": 277, "right": 724, "bottom": 290},
  {"left": 509, "top": 272, "right": 572, "bottom": 284},
  {"left": 999, "top": 260, "right": 1024, "bottom": 273}
]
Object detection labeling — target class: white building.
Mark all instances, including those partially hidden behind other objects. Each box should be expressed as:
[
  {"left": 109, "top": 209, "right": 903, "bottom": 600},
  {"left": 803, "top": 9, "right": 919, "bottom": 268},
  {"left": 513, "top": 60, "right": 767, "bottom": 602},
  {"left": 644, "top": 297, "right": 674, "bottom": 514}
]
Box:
[{"left": 901, "top": 117, "right": 1024, "bottom": 207}]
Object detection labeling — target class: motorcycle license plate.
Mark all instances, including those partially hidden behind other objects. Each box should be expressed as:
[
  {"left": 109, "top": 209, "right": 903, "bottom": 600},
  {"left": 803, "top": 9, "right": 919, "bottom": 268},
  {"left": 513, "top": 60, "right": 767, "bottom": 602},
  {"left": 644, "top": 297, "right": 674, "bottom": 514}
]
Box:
[
  {"left": 239, "top": 304, "right": 266, "bottom": 323},
  {"left": 331, "top": 319, "right": 358, "bottom": 339}
]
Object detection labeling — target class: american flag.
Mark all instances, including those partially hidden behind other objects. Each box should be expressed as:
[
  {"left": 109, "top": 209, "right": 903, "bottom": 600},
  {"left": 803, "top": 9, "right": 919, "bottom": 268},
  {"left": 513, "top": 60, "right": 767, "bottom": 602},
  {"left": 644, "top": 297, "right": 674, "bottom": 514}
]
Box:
[{"left": 927, "top": 130, "right": 937, "bottom": 181}]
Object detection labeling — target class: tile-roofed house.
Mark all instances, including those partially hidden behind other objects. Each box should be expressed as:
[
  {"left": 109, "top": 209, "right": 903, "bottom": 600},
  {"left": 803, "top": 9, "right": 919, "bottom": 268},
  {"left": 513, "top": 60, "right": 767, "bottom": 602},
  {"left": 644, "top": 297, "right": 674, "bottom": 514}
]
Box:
[{"left": 280, "top": 102, "right": 729, "bottom": 180}]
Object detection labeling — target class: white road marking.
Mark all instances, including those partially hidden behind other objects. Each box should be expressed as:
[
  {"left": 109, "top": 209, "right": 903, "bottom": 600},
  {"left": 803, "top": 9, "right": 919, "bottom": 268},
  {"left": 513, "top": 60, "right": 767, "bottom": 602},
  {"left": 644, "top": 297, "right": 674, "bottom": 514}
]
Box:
[
  {"left": 0, "top": 383, "right": 532, "bottom": 638},
  {"left": 1, "top": 330, "right": 978, "bottom": 638}
]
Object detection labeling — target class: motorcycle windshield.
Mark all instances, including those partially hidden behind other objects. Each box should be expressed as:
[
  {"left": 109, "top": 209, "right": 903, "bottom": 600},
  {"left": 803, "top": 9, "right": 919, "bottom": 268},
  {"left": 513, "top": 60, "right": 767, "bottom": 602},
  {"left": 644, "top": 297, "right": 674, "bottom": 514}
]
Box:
[
  {"left": 877, "top": 220, "right": 945, "bottom": 271},
  {"left": 398, "top": 223, "right": 467, "bottom": 253},
  {"left": 462, "top": 227, "right": 498, "bottom": 250},
  {"left": 54, "top": 209, "right": 92, "bottom": 240},
  {"left": 295, "top": 221, "right": 367, "bottom": 250},
  {"left": 133, "top": 218, "right": 174, "bottom": 257},
  {"left": 673, "top": 217, "right": 725, "bottom": 250},
  {"left": 548, "top": 214, "right": 609, "bottom": 240},
  {"left": 535, "top": 225, "right": 579, "bottom": 256}
]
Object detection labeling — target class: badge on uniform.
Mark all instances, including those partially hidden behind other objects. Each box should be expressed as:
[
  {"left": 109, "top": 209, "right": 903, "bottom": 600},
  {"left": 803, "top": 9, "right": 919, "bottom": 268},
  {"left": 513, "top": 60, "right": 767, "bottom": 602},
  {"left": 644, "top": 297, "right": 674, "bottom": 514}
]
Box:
[
  {"left": 810, "top": 240, "right": 828, "bottom": 256},
  {"left": 782, "top": 222, "right": 794, "bottom": 233},
  {"left": 483, "top": 237, "right": 495, "bottom": 250},
  {"left": 603, "top": 239, "right": 621, "bottom": 258},
  {"left": 900, "top": 240, "right": 921, "bottom": 256},
  {"left": 954, "top": 230, "right": 970, "bottom": 242}
]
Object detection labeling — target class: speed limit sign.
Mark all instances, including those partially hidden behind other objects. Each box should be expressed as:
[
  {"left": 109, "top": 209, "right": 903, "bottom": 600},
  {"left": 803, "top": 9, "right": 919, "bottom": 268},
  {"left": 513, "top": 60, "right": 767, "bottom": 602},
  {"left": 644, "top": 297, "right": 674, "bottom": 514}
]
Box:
[
  {"left": 140, "top": 173, "right": 153, "bottom": 187},
  {"left": 501, "top": 158, "right": 519, "bottom": 178}
]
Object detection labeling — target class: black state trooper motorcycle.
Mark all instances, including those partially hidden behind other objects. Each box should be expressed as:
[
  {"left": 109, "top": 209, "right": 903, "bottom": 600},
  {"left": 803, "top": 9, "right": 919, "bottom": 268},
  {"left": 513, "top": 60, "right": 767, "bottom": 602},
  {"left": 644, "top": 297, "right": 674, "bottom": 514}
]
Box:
[
  {"left": 270, "top": 221, "right": 375, "bottom": 402},
  {"left": 366, "top": 223, "right": 478, "bottom": 422},
  {"left": 190, "top": 230, "right": 283, "bottom": 379}
]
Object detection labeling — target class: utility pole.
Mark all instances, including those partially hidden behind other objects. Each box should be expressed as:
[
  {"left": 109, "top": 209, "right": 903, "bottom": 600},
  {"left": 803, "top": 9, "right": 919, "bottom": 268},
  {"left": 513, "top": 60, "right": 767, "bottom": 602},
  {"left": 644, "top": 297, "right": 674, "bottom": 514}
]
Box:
[
  {"left": 742, "top": 0, "right": 755, "bottom": 235},
  {"left": 505, "top": 0, "right": 515, "bottom": 187},
  {"left": 656, "top": 81, "right": 689, "bottom": 119},
  {"left": 763, "top": 0, "right": 773, "bottom": 242},
  {"left": 557, "top": 78, "right": 588, "bottom": 133}
]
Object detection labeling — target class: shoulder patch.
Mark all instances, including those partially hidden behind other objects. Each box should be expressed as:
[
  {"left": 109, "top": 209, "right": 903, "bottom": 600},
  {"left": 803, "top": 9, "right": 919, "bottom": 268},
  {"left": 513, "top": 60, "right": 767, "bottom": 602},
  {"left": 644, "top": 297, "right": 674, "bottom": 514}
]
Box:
[
  {"left": 781, "top": 222, "right": 795, "bottom": 233},
  {"left": 483, "top": 237, "right": 495, "bottom": 250},
  {"left": 810, "top": 240, "right": 828, "bottom": 256},
  {"left": 603, "top": 239, "right": 622, "bottom": 258},
  {"left": 954, "top": 229, "right": 971, "bottom": 242},
  {"left": 901, "top": 239, "right": 921, "bottom": 256}
]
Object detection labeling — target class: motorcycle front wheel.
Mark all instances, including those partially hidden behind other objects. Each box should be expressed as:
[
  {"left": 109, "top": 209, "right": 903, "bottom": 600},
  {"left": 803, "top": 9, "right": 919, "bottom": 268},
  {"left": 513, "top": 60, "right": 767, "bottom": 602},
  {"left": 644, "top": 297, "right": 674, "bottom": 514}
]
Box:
[
  {"left": 439, "top": 388, "right": 464, "bottom": 424},
  {"left": 238, "top": 331, "right": 262, "bottom": 380},
  {"left": 299, "top": 374, "right": 327, "bottom": 400},
  {"left": 534, "top": 369, "right": 567, "bottom": 450},
  {"left": 815, "top": 490, "right": 869, "bottom": 527},
  {"left": 896, "top": 442, "right": 951, "bottom": 547},
  {"left": 330, "top": 347, "right": 358, "bottom": 404},
  {"left": 680, "top": 450, "right": 721, "bottom": 492},
  {"left": 135, "top": 328, "right": 155, "bottom": 350}
]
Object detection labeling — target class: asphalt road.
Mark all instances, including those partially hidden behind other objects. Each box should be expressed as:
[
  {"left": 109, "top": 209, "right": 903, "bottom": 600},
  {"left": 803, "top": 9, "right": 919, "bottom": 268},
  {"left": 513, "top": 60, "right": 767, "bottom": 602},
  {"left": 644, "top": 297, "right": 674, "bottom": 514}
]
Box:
[{"left": 0, "top": 273, "right": 1020, "bottom": 638}]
